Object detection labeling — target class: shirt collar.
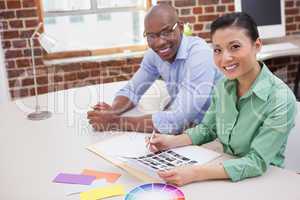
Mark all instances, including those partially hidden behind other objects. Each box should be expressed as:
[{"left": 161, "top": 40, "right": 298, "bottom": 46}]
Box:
[
  {"left": 224, "top": 62, "right": 273, "bottom": 101},
  {"left": 251, "top": 62, "right": 273, "bottom": 101},
  {"left": 174, "top": 35, "right": 188, "bottom": 60}
]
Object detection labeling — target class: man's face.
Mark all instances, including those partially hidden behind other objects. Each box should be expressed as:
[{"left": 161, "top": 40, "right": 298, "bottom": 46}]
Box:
[{"left": 144, "top": 16, "right": 183, "bottom": 63}]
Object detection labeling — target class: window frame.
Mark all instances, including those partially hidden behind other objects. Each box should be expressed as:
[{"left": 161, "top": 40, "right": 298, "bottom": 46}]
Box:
[{"left": 36, "top": 0, "right": 152, "bottom": 60}]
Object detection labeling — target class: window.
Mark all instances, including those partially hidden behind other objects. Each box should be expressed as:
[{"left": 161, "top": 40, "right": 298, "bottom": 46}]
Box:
[{"left": 40, "top": 0, "right": 152, "bottom": 58}]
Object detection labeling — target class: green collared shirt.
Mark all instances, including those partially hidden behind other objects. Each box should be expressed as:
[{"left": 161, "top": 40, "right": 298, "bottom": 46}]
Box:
[{"left": 187, "top": 63, "right": 297, "bottom": 182}]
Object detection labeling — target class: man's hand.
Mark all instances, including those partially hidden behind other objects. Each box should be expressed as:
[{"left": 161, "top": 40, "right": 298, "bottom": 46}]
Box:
[
  {"left": 87, "top": 110, "right": 120, "bottom": 131},
  {"left": 93, "top": 102, "right": 113, "bottom": 112}
]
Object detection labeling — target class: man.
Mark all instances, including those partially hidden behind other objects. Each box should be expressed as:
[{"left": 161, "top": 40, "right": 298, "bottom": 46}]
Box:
[{"left": 87, "top": 4, "right": 221, "bottom": 134}]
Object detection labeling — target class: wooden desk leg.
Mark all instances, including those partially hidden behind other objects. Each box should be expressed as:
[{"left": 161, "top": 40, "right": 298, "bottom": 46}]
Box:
[{"left": 294, "top": 64, "right": 300, "bottom": 100}]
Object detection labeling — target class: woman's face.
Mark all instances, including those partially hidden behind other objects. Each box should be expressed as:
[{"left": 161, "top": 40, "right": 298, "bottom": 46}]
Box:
[{"left": 211, "top": 27, "right": 261, "bottom": 80}]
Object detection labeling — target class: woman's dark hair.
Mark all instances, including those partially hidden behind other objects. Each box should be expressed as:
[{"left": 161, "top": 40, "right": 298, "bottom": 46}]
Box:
[{"left": 210, "top": 12, "right": 259, "bottom": 42}]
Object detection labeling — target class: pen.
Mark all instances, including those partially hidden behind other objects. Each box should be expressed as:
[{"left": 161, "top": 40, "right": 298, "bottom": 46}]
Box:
[{"left": 147, "top": 130, "right": 155, "bottom": 152}]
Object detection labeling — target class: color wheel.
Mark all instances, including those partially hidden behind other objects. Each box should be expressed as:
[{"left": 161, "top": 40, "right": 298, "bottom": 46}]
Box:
[{"left": 125, "top": 183, "right": 185, "bottom": 200}]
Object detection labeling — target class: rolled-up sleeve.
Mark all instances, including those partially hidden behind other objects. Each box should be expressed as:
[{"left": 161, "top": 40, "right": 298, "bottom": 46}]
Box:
[
  {"left": 116, "top": 51, "right": 160, "bottom": 105},
  {"left": 223, "top": 91, "right": 297, "bottom": 182},
  {"left": 152, "top": 49, "right": 220, "bottom": 134},
  {"left": 186, "top": 88, "right": 218, "bottom": 144}
]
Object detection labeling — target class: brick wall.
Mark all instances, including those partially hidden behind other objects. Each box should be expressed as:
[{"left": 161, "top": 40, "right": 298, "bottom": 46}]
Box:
[{"left": 1, "top": 0, "right": 300, "bottom": 99}]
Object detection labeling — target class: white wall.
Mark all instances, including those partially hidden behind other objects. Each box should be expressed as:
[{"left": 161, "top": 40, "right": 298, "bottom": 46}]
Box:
[{"left": 0, "top": 37, "right": 10, "bottom": 104}]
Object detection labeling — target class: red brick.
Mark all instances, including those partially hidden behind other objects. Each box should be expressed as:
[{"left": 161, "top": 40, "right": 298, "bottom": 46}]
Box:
[
  {"left": 81, "top": 62, "right": 99, "bottom": 70},
  {"left": 198, "top": 14, "right": 218, "bottom": 22},
  {"left": 22, "top": 0, "right": 36, "bottom": 8},
  {"left": 295, "top": 16, "right": 300, "bottom": 22},
  {"left": 197, "top": 32, "right": 210, "bottom": 39},
  {"left": 101, "top": 60, "right": 126, "bottom": 67},
  {"left": 91, "top": 70, "right": 100, "bottom": 77},
  {"left": 9, "top": 20, "right": 23, "bottom": 28},
  {"left": 286, "top": 8, "right": 299, "bottom": 15},
  {"left": 37, "top": 76, "right": 48, "bottom": 85},
  {"left": 127, "top": 57, "right": 142, "bottom": 65},
  {"left": 7, "top": 0, "right": 21, "bottom": 9},
  {"left": 273, "top": 57, "right": 291, "bottom": 65},
  {"left": 132, "top": 64, "right": 140, "bottom": 72},
  {"left": 25, "top": 19, "right": 39, "bottom": 28},
  {"left": 0, "top": 1, "right": 6, "bottom": 9},
  {"left": 6, "top": 60, "right": 15, "bottom": 69},
  {"left": 175, "top": 0, "right": 196, "bottom": 7},
  {"left": 7, "top": 69, "right": 25, "bottom": 78},
  {"left": 37, "top": 86, "right": 49, "bottom": 94},
  {"left": 26, "top": 67, "right": 48, "bottom": 76},
  {"left": 179, "top": 16, "right": 196, "bottom": 23},
  {"left": 22, "top": 78, "right": 34, "bottom": 86},
  {"left": 285, "top": 1, "right": 294, "bottom": 7},
  {"left": 204, "top": 6, "right": 215, "bottom": 13},
  {"left": 194, "top": 23, "right": 204, "bottom": 31},
  {"left": 77, "top": 71, "right": 89, "bottom": 79},
  {"left": 180, "top": 8, "right": 191, "bottom": 15},
  {"left": 216, "top": 5, "right": 226, "bottom": 12},
  {"left": 3, "top": 31, "right": 19, "bottom": 39},
  {"left": 2, "top": 41, "right": 11, "bottom": 48},
  {"left": 53, "top": 75, "right": 63, "bottom": 82},
  {"left": 221, "top": 0, "right": 233, "bottom": 3},
  {"left": 20, "top": 29, "right": 35, "bottom": 38},
  {"left": 16, "top": 59, "right": 31, "bottom": 68},
  {"left": 286, "top": 17, "right": 294, "bottom": 23},
  {"left": 122, "top": 67, "right": 133, "bottom": 74},
  {"left": 1, "top": 21, "right": 9, "bottom": 29},
  {"left": 16, "top": 9, "right": 37, "bottom": 18},
  {"left": 1, "top": 11, "right": 15, "bottom": 19},
  {"left": 5, "top": 50, "right": 23, "bottom": 59},
  {"left": 64, "top": 73, "right": 77, "bottom": 81},
  {"left": 34, "top": 58, "right": 44, "bottom": 66},
  {"left": 9, "top": 79, "right": 20, "bottom": 88},
  {"left": 193, "top": 7, "right": 203, "bottom": 14},
  {"left": 198, "top": 0, "right": 219, "bottom": 5},
  {"left": 12, "top": 40, "right": 27, "bottom": 48},
  {"left": 10, "top": 88, "right": 29, "bottom": 98},
  {"left": 102, "top": 77, "right": 113, "bottom": 83},
  {"left": 286, "top": 24, "right": 297, "bottom": 31},
  {"left": 56, "top": 63, "right": 81, "bottom": 72},
  {"left": 23, "top": 48, "right": 42, "bottom": 57},
  {"left": 227, "top": 4, "right": 234, "bottom": 12}
]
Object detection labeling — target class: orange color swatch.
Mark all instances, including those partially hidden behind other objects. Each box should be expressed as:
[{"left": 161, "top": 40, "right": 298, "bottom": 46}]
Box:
[{"left": 81, "top": 169, "right": 121, "bottom": 183}]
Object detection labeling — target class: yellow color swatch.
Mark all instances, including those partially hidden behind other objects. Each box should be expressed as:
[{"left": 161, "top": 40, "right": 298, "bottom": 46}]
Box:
[{"left": 80, "top": 184, "right": 125, "bottom": 200}]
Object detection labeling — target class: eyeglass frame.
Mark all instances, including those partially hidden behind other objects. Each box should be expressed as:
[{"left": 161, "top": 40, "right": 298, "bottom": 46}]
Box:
[{"left": 143, "top": 22, "right": 178, "bottom": 42}]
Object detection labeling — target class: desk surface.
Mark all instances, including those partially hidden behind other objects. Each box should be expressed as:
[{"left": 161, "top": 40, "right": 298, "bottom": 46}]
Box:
[{"left": 0, "top": 81, "right": 300, "bottom": 200}]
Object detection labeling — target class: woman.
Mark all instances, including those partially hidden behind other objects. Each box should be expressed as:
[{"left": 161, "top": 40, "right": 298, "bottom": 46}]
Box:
[{"left": 146, "top": 12, "right": 297, "bottom": 186}]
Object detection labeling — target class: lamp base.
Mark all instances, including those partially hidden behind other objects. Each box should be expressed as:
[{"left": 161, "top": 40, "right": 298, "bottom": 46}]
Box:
[{"left": 27, "top": 110, "right": 52, "bottom": 120}]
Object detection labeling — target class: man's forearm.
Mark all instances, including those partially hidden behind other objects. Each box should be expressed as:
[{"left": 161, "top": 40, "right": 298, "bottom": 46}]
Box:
[
  {"left": 111, "top": 96, "right": 135, "bottom": 115},
  {"left": 115, "top": 114, "right": 156, "bottom": 133}
]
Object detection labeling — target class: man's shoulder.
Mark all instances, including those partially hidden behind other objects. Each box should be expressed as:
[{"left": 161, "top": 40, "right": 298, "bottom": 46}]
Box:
[
  {"left": 181, "top": 36, "right": 212, "bottom": 59},
  {"left": 184, "top": 36, "right": 210, "bottom": 50}
]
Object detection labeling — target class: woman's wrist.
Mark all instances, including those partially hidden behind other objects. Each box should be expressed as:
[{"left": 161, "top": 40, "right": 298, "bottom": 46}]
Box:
[{"left": 173, "top": 134, "right": 193, "bottom": 148}]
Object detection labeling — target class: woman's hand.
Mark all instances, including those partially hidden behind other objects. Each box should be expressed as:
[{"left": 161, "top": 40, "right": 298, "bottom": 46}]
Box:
[
  {"left": 158, "top": 165, "right": 199, "bottom": 186},
  {"left": 145, "top": 134, "right": 179, "bottom": 153},
  {"left": 145, "top": 133, "right": 193, "bottom": 153}
]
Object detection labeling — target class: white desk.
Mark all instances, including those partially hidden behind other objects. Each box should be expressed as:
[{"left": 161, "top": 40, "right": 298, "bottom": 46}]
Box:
[{"left": 0, "top": 81, "right": 300, "bottom": 200}]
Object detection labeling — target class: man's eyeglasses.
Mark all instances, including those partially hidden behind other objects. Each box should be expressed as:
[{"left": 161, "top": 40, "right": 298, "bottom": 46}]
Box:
[{"left": 144, "top": 23, "right": 178, "bottom": 42}]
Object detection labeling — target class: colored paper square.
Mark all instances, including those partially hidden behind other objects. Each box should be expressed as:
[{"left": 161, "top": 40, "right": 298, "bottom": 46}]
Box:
[
  {"left": 53, "top": 173, "right": 96, "bottom": 185},
  {"left": 81, "top": 169, "right": 121, "bottom": 183},
  {"left": 80, "top": 184, "right": 125, "bottom": 200}
]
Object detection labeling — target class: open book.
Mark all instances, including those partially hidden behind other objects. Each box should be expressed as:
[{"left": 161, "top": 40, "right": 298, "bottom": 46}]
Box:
[{"left": 87, "top": 132, "right": 221, "bottom": 182}]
